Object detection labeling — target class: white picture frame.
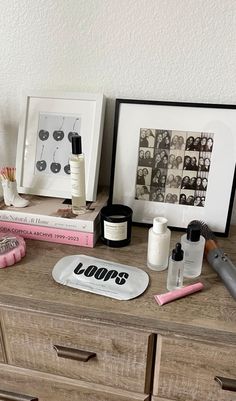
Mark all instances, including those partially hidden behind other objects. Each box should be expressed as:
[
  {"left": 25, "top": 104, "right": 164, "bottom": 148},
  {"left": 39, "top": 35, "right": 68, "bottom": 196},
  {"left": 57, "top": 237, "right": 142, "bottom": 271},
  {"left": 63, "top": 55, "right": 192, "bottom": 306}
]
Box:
[
  {"left": 16, "top": 92, "right": 106, "bottom": 201},
  {"left": 110, "top": 99, "right": 236, "bottom": 236}
]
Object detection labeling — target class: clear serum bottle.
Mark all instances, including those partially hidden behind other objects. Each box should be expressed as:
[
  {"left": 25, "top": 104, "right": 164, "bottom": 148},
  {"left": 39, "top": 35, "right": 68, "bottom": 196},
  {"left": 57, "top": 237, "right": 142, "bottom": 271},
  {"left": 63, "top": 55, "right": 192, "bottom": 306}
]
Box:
[
  {"left": 181, "top": 222, "right": 205, "bottom": 278},
  {"left": 167, "top": 243, "right": 184, "bottom": 291},
  {"left": 69, "top": 135, "right": 86, "bottom": 215},
  {"left": 147, "top": 217, "right": 171, "bottom": 271}
]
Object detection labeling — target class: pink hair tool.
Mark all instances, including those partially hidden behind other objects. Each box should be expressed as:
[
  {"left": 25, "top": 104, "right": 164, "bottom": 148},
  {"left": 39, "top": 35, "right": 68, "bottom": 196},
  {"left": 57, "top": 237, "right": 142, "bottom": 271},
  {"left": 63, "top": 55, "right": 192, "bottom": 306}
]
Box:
[
  {"left": 0, "top": 234, "right": 26, "bottom": 268},
  {"left": 154, "top": 282, "right": 204, "bottom": 306}
]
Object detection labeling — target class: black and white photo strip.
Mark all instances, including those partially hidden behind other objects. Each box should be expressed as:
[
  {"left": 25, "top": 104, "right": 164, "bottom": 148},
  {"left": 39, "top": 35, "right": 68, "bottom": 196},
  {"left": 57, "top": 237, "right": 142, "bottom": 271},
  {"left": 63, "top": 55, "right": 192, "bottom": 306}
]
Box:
[{"left": 135, "top": 129, "right": 214, "bottom": 207}]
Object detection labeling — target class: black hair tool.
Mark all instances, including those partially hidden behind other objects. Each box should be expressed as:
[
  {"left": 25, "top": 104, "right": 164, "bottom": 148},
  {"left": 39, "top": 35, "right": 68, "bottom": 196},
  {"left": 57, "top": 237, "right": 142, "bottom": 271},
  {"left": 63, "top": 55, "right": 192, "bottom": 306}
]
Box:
[{"left": 190, "top": 220, "right": 236, "bottom": 300}]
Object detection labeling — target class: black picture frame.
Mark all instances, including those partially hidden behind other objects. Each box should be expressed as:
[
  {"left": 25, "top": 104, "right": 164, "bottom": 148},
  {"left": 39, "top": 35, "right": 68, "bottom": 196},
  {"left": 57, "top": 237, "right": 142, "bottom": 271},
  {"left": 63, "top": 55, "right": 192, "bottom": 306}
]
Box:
[{"left": 109, "top": 98, "right": 236, "bottom": 236}]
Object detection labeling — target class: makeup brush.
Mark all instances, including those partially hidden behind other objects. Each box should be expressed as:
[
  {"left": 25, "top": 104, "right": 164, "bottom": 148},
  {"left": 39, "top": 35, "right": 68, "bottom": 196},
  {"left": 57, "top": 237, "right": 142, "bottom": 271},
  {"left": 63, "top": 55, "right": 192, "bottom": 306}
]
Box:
[{"left": 190, "top": 220, "right": 236, "bottom": 300}]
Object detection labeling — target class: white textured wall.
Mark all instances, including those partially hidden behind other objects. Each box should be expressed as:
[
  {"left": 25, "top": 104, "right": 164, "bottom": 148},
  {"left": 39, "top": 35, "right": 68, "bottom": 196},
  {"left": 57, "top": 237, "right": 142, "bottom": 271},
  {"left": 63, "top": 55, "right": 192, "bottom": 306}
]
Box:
[{"left": 0, "top": 0, "right": 235, "bottom": 223}]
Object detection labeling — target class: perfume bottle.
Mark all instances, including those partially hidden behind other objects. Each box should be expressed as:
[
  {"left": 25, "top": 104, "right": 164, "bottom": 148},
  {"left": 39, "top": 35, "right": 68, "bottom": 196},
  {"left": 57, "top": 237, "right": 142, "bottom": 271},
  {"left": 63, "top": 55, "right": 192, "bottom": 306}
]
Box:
[
  {"left": 147, "top": 217, "right": 171, "bottom": 271},
  {"left": 181, "top": 222, "right": 205, "bottom": 278},
  {"left": 167, "top": 242, "right": 184, "bottom": 291},
  {"left": 69, "top": 135, "right": 86, "bottom": 215}
]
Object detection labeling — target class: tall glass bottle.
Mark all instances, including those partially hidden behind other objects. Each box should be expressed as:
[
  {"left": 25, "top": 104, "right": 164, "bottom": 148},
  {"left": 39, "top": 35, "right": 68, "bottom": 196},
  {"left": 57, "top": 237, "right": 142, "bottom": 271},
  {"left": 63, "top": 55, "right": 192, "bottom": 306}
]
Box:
[
  {"left": 181, "top": 222, "right": 205, "bottom": 278},
  {"left": 69, "top": 135, "right": 86, "bottom": 215},
  {"left": 147, "top": 217, "right": 171, "bottom": 271}
]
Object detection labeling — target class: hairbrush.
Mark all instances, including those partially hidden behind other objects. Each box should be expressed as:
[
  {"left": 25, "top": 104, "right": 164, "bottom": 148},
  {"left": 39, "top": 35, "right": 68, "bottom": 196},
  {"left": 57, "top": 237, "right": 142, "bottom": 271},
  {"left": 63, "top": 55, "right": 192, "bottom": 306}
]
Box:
[{"left": 190, "top": 220, "right": 236, "bottom": 300}]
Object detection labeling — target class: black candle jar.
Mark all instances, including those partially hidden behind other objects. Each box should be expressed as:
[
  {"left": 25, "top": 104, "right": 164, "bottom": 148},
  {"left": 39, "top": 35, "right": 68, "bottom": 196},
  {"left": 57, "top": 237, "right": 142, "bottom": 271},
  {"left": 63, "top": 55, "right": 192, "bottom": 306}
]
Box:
[{"left": 100, "top": 204, "right": 133, "bottom": 247}]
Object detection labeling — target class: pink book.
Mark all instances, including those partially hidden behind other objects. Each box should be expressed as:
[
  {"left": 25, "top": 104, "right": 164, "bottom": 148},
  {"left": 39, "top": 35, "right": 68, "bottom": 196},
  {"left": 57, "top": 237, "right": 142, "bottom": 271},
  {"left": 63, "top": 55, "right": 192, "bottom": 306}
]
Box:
[{"left": 0, "top": 221, "right": 96, "bottom": 247}]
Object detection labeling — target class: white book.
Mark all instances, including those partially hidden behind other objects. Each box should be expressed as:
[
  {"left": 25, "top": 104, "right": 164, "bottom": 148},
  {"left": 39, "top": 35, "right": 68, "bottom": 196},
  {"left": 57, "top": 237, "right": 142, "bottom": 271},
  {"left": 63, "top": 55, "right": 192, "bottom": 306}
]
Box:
[{"left": 0, "top": 188, "right": 108, "bottom": 233}]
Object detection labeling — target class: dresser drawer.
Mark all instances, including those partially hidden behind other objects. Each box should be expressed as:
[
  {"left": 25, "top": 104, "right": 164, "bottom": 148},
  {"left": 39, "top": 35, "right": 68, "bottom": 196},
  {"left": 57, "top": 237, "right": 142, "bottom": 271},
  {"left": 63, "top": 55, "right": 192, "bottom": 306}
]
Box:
[
  {"left": 2, "top": 310, "right": 154, "bottom": 393},
  {"left": 0, "top": 363, "right": 150, "bottom": 401},
  {"left": 153, "top": 335, "right": 236, "bottom": 401}
]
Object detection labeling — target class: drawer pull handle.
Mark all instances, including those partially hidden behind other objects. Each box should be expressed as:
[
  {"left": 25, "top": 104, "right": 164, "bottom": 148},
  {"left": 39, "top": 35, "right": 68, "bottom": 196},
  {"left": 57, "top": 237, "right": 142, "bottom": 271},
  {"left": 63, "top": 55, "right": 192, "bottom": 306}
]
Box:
[
  {"left": 215, "top": 376, "right": 236, "bottom": 392},
  {"left": 53, "top": 345, "right": 96, "bottom": 362},
  {"left": 0, "top": 389, "right": 38, "bottom": 401}
]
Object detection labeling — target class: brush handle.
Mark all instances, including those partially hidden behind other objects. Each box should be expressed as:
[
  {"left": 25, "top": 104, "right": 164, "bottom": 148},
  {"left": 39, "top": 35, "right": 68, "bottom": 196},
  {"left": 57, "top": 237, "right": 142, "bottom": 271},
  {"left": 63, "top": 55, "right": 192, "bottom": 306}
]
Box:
[{"left": 207, "top": 248, "right": 236, "bottom": 300}]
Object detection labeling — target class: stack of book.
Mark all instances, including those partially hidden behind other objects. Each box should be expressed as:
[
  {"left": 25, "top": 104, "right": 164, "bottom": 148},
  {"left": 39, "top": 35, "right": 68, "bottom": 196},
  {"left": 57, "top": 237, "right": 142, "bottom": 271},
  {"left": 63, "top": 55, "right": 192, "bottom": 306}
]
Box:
[{"left": 0, "top": 189, "right": 108, "bottom": 247}]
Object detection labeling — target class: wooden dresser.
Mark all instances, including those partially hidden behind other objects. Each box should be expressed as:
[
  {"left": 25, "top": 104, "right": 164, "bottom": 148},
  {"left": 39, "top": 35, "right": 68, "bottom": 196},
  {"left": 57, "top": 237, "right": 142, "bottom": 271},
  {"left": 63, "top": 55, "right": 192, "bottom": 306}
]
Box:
[{"left": 0, "top": 225, "right": 235, "bottom": 401}]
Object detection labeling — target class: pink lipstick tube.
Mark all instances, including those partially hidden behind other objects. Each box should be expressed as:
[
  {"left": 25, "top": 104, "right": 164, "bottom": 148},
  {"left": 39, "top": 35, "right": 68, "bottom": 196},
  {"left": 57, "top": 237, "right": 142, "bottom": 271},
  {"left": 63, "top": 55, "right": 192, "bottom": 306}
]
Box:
[{"left": 154, "top": 282, "right": 204, "bottom": 306}]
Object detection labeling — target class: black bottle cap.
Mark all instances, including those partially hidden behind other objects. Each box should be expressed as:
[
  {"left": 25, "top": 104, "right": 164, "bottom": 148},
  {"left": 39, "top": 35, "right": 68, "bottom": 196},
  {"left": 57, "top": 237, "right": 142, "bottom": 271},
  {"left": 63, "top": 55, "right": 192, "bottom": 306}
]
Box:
[
  {"left": 172, "top": 243, "right": 183, "bottom": 261},
  {"left": 187, "top": 222, "right": 201, "bottom": 242},
  {"left": 72, "top": 135, "right": 82, "bottom": 154}
]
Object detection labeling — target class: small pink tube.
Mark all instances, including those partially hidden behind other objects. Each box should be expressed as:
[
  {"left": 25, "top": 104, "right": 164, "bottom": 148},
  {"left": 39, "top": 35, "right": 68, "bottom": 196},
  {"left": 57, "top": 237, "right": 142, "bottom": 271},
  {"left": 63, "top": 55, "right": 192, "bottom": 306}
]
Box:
[{"left": 154, "top": 282, "right": 204, "bottom": 306}]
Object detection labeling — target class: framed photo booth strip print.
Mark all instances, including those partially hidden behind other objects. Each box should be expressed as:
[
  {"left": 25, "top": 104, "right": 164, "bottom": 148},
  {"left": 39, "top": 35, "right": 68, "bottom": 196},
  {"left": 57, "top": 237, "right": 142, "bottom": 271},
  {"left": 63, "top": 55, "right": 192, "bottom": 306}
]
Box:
[
  {"left": 16, "top": 92, "right": 106, "bottom": 201},
  {"left": 110, "top": 99, "right": 236, "bottom": 236}
]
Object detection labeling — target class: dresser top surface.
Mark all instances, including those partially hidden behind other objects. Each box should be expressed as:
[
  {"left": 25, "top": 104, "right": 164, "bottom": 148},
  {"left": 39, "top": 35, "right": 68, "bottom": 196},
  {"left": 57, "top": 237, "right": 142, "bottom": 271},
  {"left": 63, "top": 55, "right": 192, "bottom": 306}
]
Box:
[{"left": 0, "top": 225, "right": 235, "bottom": 339}]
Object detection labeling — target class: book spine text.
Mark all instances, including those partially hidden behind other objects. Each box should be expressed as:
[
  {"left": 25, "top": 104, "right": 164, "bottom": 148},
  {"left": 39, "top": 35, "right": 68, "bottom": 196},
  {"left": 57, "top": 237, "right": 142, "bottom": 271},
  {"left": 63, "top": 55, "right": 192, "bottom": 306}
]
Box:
[
  {"left": 0, "top": 221, "right": 95, "bottom": 247},
  {"left": 0, "top": 211, "right": 97, "bottom": 232}
]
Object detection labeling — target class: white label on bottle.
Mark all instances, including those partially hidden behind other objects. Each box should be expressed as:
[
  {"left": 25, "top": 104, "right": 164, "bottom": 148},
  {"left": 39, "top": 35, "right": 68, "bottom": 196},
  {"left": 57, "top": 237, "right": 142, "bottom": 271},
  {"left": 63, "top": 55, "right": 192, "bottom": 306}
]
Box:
[
  {"left": 104, "top": 221, "right": 127, "bottom": 241},
  {"left": 70, "top": 160, "right": 85, "bottom": 197}
]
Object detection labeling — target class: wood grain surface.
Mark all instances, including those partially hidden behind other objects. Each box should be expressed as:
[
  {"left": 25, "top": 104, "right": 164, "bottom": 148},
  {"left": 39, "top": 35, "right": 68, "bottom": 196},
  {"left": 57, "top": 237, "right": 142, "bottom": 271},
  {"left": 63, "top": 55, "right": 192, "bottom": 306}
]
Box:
[
  {"left": 153, "top": 335, "right": 236, "bottom": 401},
  {"left": 0, "top": 225, "right": 235, "bottom": 401},
  {"left": 2, "top": 309, "right": 154, "bottom": 393},
  {"left": 0, "top": 226, "right": 235, "bottom": 342},
  {"left": 151, "top": 397, "right": 171, "bottom": 401},
  {"left": 0, "top": 363, "right": 150, "bottom": 401},
  {"left": 0, "top": 320, "right": 6, "bottom": 363}
]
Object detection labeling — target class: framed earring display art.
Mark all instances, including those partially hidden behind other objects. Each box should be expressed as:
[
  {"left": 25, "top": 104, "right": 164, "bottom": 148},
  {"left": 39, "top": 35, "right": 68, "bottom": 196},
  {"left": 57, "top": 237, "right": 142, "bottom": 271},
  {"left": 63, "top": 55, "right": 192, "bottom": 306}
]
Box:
[
  {"left": 110, "top": 99, "right": 236, "bottom": 236},
  {"left": 16, "top": 92, "right": 106, "bottom": 201}
]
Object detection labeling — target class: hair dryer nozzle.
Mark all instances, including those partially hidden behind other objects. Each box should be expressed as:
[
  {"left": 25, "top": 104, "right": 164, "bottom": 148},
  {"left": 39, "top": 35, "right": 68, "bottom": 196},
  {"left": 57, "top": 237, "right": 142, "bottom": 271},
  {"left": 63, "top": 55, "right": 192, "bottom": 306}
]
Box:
[{"left": 189, "top": 220, "right": 236, "bottom": 300}]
